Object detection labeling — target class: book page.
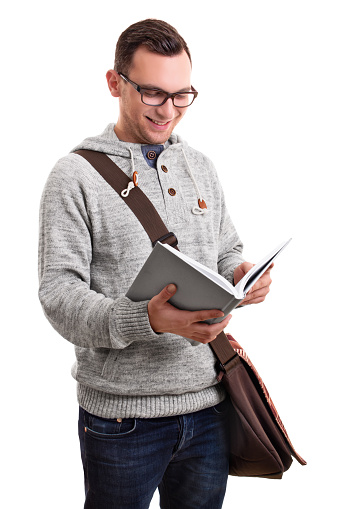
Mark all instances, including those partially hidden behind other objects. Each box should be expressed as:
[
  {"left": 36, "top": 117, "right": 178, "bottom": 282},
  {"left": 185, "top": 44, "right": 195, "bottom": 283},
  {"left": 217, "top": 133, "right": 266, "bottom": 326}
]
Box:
[
  {"left": 160, "top": 243, "right": 236, "bottom": 295},
  {"left": 234, "top": 239, "right": 291, "bottom": 296}
]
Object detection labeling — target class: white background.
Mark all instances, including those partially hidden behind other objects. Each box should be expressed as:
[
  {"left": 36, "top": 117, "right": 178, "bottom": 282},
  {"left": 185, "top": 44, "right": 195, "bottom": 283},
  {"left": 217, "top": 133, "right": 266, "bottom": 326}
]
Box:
[{"left": 1, "top": 1, "right": 338, "bottom": 507}]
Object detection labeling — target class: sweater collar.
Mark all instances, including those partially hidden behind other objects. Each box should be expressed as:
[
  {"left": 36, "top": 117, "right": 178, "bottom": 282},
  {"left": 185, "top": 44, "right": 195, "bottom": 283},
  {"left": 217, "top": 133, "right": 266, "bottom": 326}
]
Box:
[{"left": 71, "top": 123, "right": 183, "bottom": 160}]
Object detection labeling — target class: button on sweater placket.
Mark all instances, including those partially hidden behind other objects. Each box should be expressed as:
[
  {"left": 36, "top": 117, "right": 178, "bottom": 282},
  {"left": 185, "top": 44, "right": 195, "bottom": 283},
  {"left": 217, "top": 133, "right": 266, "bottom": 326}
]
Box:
[
  {"left": 156, "top": 153, "right": 188, "bottom": 224},
  {"left": 158, "top": 163, "right": 176, "bottom": 199}
]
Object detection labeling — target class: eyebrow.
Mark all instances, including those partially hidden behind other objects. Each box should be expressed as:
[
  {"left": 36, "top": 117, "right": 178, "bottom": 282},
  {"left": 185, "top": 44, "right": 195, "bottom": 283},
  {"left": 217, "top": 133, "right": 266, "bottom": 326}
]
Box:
[{"left": 139, "top": 83, "right": 192, "bottom": 93}]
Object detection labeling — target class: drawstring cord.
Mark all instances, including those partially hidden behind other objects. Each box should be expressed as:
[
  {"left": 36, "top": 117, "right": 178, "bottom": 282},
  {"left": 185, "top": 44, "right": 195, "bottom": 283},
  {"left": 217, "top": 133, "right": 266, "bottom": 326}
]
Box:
[
  {"left": 182, "top": 149, "right": 208, "bottom": 215},
  {"left": 121, "top": 148, "right": 139, "bottom": 197},
  {"left": 128, "top": 147, "right": 135, "bottom": 173}
]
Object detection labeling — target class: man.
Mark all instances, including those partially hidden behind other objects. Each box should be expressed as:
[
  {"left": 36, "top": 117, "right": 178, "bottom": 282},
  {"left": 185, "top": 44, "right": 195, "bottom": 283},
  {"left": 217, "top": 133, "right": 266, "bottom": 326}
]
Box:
[{"left": 39, "top": 19, "right": 272, "bottom": 509}]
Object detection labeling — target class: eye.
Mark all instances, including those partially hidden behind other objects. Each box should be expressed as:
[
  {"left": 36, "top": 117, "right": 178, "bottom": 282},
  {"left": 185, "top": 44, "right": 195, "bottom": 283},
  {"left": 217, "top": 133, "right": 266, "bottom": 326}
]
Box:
[
  {"left": 174, "top": 93, "right": 190, "bottom": 104},
  {"left": 143, "top": 90, "right": 163, "bottom": 99}
]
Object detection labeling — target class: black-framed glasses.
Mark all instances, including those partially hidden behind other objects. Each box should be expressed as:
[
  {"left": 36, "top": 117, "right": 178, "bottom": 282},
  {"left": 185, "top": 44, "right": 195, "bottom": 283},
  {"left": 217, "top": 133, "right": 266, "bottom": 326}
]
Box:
[{"left": 118, "top": 73, "right": 198, "bottom": 108}]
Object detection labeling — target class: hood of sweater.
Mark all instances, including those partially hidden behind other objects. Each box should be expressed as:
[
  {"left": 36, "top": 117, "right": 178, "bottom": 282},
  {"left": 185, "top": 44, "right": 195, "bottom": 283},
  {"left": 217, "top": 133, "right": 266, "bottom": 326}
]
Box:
[
  {"left": 71, "top": 123, "right": 187, "bottom": 158},
  {"left": 71, "top": 123, "right": 208, "bottom": 215}
]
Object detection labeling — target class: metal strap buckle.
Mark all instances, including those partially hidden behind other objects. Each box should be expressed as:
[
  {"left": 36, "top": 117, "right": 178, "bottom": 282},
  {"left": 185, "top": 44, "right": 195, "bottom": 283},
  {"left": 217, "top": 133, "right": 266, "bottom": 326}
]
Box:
[{"left": 152, "top": 232, "right": 178, "bottom": 248}]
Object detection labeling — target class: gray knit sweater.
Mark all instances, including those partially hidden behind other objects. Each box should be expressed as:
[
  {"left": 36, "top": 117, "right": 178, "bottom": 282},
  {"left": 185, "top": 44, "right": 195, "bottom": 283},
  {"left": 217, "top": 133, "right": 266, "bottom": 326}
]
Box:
[{"left": 38, "top": 124, "right": 244, "bottom": 419}]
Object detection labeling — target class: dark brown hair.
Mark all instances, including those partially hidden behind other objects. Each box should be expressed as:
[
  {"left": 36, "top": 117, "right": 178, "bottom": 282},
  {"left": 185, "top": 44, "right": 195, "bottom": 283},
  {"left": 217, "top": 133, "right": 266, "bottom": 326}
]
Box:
[{"left": 114, "top": 19, "right": 192, "bottom": 74}]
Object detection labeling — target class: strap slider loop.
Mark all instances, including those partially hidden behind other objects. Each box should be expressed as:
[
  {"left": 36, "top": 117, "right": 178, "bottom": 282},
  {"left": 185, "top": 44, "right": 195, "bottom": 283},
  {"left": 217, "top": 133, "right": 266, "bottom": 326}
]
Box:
[{"left": 152, "top": 232, "right": 178, "bottom": 248}]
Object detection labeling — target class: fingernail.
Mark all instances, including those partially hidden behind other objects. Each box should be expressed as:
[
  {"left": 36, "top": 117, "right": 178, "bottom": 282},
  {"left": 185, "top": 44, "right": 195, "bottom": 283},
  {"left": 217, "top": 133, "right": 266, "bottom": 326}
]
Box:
[{"left": 167, "top": 284, "right": 176, "bottom": 294}]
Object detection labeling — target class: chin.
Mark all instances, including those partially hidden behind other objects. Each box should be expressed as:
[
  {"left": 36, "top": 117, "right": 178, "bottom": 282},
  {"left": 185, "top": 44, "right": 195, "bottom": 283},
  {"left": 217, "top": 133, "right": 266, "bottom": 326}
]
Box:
[
  {"left": 145, "top": 129, "right": 174, "bottom": 145},
  {"left": 149, "top": 135, "right": 171, "bottom": 145}
]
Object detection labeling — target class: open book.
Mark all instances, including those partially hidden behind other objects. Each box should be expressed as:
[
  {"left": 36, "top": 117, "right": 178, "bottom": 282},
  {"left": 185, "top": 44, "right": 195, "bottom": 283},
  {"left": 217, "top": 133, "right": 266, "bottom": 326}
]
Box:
[{"left": 127, "top": 238, "right": 291, "bottom": 323}]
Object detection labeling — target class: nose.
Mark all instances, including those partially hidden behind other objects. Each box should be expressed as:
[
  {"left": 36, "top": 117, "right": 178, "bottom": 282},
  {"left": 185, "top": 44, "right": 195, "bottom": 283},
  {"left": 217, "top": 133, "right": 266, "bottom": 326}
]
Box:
[{"left": 155, "top": 97, "right": 177, "bottom": 119}]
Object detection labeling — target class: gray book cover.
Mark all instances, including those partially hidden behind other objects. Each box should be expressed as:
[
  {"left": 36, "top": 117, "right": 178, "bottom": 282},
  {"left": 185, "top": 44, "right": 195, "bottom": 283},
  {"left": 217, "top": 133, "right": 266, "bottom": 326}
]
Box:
[{"left": 126, "top": 239, "right": 291, "bottom": 327}]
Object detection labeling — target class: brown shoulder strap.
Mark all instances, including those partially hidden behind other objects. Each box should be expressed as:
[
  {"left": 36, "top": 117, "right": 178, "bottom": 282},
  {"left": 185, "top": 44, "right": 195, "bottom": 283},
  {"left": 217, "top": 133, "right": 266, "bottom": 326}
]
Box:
[
  {"left": 74, "top": 149, "right": 178, "bottom": 249},
  {"left": 75, "top": 148, "right": 233, "bottom": 361}
]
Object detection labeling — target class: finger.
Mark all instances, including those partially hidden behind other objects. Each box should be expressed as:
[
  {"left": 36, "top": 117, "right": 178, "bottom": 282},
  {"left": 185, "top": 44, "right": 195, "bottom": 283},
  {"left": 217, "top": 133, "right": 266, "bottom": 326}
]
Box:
[
  {"left": 190, "top": 315, "right": 232, "bottom": 342},
  {"left": 239, "top": 262, "right": 255, "bottom": 274},
  {"left": 254, "top": 273, "right": 272, "bottom": 289},
  {"left": 153, "top": 284, "right": 177, "bottom": 304},
  {"left": 242, "top": 287, "right": 270, "bottom": 305},
  {"left": 212, "top": 313, "right": 232, "bottom": 329},
  {"left": 194, "top": 313, "right": 232, "bottom": 332},
  {"left": 188, "top": 308, "right": 226, "bottom": 323},
  {"left": 244, "top": 287, "right": 269, "bottom": 302},
  {"left": 242, "top": 296, "right": 266, "bottom": 305},
  {"left": 243, "top": 276, "right": 272, "bottom": 301}
]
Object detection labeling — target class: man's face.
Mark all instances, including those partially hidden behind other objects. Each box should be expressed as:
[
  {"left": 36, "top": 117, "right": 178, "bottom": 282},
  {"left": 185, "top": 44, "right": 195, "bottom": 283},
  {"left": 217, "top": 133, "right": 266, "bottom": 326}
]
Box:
[{"left": 109, "top": 46, "right": 192, "bottom": 145}]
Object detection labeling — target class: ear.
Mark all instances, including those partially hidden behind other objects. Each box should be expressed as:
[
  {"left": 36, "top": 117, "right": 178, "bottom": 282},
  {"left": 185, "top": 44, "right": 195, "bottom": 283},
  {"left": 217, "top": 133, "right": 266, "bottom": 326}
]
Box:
[{"left": 106, "top": 69, "right": 121, "bottom": 97}]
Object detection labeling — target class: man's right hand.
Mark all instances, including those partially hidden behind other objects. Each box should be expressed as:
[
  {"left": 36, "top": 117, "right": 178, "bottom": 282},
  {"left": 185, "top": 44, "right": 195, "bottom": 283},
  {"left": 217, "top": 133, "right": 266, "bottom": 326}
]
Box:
[{"left": 147, "top": 284, "right": 232, "bottom": 344}]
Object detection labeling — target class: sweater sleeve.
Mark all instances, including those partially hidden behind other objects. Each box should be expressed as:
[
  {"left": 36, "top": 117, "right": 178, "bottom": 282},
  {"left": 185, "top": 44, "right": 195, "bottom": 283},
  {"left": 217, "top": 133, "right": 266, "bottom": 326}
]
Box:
[
  {"left": 216, "top": 175, "right": 245, "bottom": 283},
  {"left": 38, "top": 157, "right": 159, "bottom": 350}
]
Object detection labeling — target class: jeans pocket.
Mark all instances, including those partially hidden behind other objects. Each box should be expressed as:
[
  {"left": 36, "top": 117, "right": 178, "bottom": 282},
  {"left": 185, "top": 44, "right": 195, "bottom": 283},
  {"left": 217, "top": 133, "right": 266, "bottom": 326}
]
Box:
[
  {"left": 84, "top": 410, "right": 137, "bottom": 439},
  {"left": 212, "top": 396, "right": 229, "bottom": 415}
]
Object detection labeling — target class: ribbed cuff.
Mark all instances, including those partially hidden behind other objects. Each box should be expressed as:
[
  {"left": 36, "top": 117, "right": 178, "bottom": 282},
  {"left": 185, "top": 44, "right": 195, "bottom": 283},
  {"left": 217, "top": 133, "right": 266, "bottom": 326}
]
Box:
[{"left": 109, "top": 297, "right": 159, "bottom": 348}]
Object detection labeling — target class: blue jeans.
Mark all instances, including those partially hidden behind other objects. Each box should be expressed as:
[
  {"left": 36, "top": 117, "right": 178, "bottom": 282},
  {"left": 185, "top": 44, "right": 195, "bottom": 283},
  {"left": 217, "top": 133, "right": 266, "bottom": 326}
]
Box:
[{"left": 78, "top": 398, "right": 230, "bottom": 509}]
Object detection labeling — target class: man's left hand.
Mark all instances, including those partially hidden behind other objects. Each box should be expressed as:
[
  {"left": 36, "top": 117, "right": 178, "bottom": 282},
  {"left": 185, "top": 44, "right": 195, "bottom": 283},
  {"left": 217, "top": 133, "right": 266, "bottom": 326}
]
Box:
[{"left": 234, "top": 262, "right": 273, "bottom": 306}]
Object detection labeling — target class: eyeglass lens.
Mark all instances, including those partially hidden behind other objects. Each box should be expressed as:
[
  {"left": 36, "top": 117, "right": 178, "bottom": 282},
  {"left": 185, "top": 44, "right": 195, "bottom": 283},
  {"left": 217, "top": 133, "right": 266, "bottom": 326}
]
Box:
[{"left": 141, "top": 90, "right": 195, "bottom": 107}]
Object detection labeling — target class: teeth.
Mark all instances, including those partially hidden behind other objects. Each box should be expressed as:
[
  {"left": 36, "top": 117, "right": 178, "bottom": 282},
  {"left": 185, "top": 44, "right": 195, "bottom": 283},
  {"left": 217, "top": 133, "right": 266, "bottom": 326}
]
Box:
[{"left": 150, "top": 118, "right": 168, "bottom": 126}]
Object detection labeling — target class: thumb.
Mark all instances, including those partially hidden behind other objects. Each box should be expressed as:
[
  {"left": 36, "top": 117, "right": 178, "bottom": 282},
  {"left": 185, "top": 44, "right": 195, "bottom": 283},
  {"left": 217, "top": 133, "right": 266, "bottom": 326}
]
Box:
[
  {"left": 241, "top": 262, "right": 255, "bottom": 273},
  {"left": 156, "top": 283, "right": 177, "bottom": 303}
]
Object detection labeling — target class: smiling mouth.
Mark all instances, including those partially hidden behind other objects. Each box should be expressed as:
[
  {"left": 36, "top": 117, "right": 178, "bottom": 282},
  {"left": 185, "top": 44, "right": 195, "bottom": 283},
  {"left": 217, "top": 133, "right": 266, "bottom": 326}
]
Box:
[{"left": 146, "top": 117, "right": 171, "bottom": 126}]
